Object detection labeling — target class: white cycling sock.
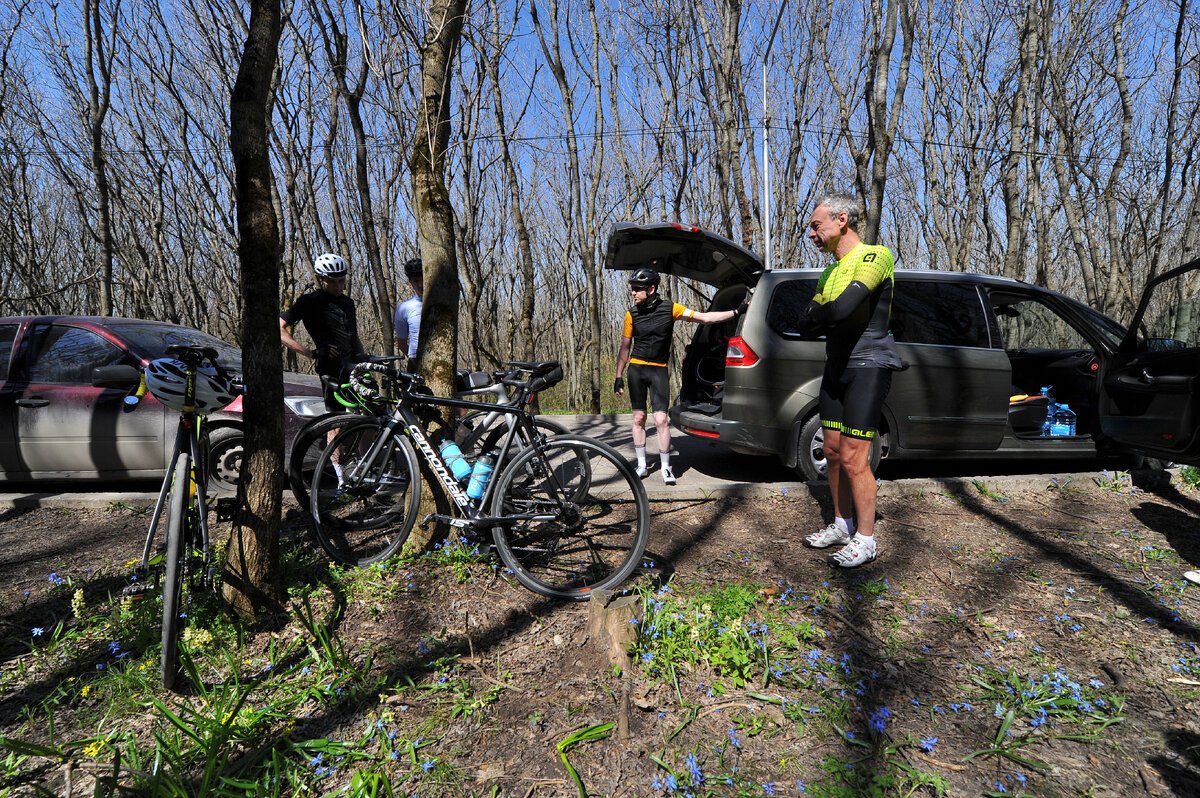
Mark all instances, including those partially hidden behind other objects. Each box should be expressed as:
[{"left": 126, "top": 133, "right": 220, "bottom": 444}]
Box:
[
  {"left": 835, "top": 516, "right": 856, "bottom": 534},
  {"left": 853, "top": 532, "right": 876, "bottom": 552},
  {"left": 659, "top": 451, "right": 671, "bottom": 470},
  {"left": 333, "top": 462, "right": 345, "bottom": 485},
  {"left": 634, "top": 445, "right": 647, "bottom": 470}
]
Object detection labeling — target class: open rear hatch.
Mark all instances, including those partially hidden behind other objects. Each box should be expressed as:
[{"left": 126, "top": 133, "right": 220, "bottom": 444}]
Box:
[{"left": 603, "top": 222, "right": 763, "bottom": 412}]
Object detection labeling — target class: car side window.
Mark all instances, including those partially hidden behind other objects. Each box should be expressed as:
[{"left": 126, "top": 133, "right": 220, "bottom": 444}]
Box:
[
  {"left": 26, "top": 325, "right": 128, "bottom": 384},
  {"left": 994, "top": 299, "right": 1092, "bottom": 350},
  {"left": 891, "top": 280, "right": 990, "bottom": 347},
  {"left": 0, "top": 324, "right": 17, "bottom": 381},
  {"left": 766, "top": 278, "right": 820, "bottom": 339}
]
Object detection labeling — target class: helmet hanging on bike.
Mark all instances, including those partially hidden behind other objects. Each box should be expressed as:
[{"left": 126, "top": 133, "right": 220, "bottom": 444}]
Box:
[
  {"left": 314, "top": 252, "right": 349, "bottom": 278},
  {"left": 145, "top": 358, "right": 238, "bottom": 413}
]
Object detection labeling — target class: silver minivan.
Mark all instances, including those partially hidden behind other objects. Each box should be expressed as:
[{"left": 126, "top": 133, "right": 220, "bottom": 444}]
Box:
[{"left": 604, "top": 222, "right": 1200, "bottom": 479}]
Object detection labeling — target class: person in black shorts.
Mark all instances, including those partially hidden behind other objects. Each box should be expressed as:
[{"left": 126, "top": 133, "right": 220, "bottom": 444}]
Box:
[
  {"left": 614, "top": 267, "right": 746, "bottom": 484},
  {"left": 279, "top": 252, "right": 367, "bottom": 413},
  {"left": 800, "top": 193, "right": 902, "bottom": 568}
]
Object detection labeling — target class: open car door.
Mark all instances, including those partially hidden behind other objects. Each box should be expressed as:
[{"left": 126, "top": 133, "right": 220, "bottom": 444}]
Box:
[{"left": 1098, "top": 259, "right": 1200, "bottom": 466}]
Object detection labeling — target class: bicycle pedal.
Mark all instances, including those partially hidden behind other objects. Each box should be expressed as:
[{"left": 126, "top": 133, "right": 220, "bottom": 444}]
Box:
[
  {"left": 418, "top": 512, "right": 435, "bottom": 531},
  {"left": 215, "top": 497, "right": 238, "bottom": 521},
  {"left": 121, "top": 583, "right": 151, "bottom": 599}
]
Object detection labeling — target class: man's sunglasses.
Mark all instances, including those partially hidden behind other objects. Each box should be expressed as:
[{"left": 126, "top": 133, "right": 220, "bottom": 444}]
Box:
[{"left": 629, "top": 283, "right": 651, "bottom": 291}]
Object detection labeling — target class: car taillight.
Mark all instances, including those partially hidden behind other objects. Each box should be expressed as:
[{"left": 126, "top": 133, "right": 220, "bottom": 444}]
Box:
[
  {"left": 726, "top": 335, "right": 759, "bottom": 367},
  {"left": 670, "top": 222, "right": 701, "bottom": 233}
]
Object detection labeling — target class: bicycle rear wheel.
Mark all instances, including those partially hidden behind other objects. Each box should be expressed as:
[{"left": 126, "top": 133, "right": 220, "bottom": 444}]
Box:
[
  {"left": 288, "top": 412, "right": 369, "bottom": 511},
  {"left": 309, "top": 417, "right": 421, "bottom": 566},
  {"left": 161, "top": 452, "right": 189, "bottom": 690},
  {"left": 490, "top": 435, "right": 649, "bottom": 600}
]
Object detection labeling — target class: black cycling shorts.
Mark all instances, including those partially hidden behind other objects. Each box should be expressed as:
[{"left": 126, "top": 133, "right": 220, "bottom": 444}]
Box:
[
  {"left": 627, "top": 363, "right": 670, "bottom": 413},
  {"left": 819, "top": 364, "right": 892, "bottom": 440}
]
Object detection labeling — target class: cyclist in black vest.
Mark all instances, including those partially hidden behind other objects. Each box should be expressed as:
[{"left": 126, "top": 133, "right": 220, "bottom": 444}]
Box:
[
  {"left": 280, "top": 252, "right": 367, "bottom": 412},
  {"left": 614, "top": 267, "right": 746, "bottom": 484}
]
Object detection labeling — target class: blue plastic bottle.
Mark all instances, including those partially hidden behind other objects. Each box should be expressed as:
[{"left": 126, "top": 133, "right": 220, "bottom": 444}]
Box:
[
  {"left": 1039, "top": 387, "right": 1057, "bottom": 437},
  {"left": 438, "top": 440, "right": 472, "bottom": 481},
  {"left": 1050, "top": 403, "right": 1076, "bottom": 437},
  {"left": 466, "top": 453, "right": 496, "bottom": 500}
]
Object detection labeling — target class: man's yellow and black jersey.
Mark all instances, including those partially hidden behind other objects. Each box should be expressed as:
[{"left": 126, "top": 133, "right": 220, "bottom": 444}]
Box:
[
  {"left": 810, "top": 243, "right": 902, "bottom": 370},
  {"left": 622, "top": 297, "right": 695, "bottom": 367}
]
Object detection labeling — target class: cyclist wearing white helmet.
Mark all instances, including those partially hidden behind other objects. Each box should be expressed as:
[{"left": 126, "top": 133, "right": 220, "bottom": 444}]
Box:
[
  {"left": 393, "top": 257, "right": 423, "bottom": 364},
  {"left": 280, "top": 252, "right": 366, "bottom": 411},
  {"left": 614, "top": 266, "right": 747, "bottom": 485}
]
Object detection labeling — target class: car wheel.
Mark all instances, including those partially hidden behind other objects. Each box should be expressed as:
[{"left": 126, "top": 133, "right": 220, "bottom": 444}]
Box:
[
  {"left": 207, "top": 426, "right": 243, "bottom": 495},
  {"left": 794, "top": 414, "right": 882, "bottom": 482}
]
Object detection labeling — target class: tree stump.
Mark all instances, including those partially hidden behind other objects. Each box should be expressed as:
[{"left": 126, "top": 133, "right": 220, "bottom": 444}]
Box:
[{"left": 583, "top": 589, "right": 641, "bottom": 741}]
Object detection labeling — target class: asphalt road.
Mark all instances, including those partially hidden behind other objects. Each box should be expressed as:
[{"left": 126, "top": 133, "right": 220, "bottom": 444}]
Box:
[{"left": 0, "top": 414, "right": 1178, "bottom": 509}]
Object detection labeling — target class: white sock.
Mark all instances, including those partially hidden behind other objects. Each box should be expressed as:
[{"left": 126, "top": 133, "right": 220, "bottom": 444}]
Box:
[
  {"left": 333, "top": 462, "right": 345, "bottom": 484},
  {"left": 853, "top": 532, "right": 875, "bottom": 551},
  {"left": 635, "top": 446, "right": 647, "bottom": 470},
  {"left": 835, "top": 516, "right": 856, "bottom": 534},
  {"left": 660, "top": 451, "right": 671, "bottom": 470}
]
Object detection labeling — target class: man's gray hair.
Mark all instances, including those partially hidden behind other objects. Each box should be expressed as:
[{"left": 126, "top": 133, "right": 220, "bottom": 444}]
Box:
[{"left": 815, "top": 192, "right": 860, "bottom": 230}]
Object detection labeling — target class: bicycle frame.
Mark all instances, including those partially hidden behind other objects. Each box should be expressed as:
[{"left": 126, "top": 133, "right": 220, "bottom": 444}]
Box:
[
  {"left": 342, "top": 383, "right": 560, "bottom": 529},
  {"left": 132, "top": 416, "right": 212, "bottom": 580}
]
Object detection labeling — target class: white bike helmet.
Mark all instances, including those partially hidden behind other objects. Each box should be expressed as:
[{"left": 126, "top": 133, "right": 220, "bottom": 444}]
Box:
[
  {"left": 145, "top": 358, "right": 238, "bottom": 413},
  {"left": 314, "top": 252, "right": 348, "bottom": 278}
]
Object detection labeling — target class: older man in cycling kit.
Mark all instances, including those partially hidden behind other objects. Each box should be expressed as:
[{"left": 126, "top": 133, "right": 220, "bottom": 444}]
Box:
[
  {"left": 800, "top": 193, "right": 902, "bottom": 568},
  {"left": 614, "top": 267, "right": 746, "bottom": 484},
  {"left": 280, "top": 252, "right": 367, "bottom": 413}
]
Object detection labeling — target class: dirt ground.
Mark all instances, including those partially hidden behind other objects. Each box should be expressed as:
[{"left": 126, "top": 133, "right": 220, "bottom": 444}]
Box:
[{"left": 3, "top": 473, "right": 1200, "bottom": 796}]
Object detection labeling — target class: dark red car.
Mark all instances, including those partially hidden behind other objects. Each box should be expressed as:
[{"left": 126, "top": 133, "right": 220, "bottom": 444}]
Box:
[{"left": 0, "top": 316, "right": 324, "bottom": 492}]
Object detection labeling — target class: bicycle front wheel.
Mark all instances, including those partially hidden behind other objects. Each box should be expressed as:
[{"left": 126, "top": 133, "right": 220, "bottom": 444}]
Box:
[
  {"left": 309, "top": 418, "right": 421, "bottom": 566},
  {"left": 490, "top": 435, "right": 649, "bottom": 600},
  {"left": 288, "top": 412, "right": 368, "bottom": 511},
  {"left": 161, "top": 452, "right": 190, "bottom": 690}
]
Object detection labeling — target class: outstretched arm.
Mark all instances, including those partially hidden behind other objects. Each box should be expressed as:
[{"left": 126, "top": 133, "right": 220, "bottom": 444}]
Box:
[
  {"left": 683, "top": 296, "right": 750, "bottom": 325},
  {"left": 280, "top": 317, "right": 316, "bottom": 360}
]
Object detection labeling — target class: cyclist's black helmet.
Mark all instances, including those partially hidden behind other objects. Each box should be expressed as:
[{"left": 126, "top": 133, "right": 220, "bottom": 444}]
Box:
[
  {"left": 629, "top": 267, "right": 660, "bottom": 288},
  {"left": 404, "top": 257, "right": 423, "bottom": 279}
]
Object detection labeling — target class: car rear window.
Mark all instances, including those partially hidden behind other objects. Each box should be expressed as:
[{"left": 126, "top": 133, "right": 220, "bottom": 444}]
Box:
[
  {"left": 766, "top": 275, "right": 991, "bottom": 348},
  {"left": 766, "top": 278, "right": 820, "bottom": 339},
  {"left": 117, "top": 322, "right": 242, "bottom": 370},
  {"left": 891, "top": 280, "right": 991, "bottom": 347}
]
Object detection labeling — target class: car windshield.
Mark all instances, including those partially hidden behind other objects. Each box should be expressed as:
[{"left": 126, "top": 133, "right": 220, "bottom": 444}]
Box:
[{"left": 117, "top": 322, "right": 242, "bottom": 371}]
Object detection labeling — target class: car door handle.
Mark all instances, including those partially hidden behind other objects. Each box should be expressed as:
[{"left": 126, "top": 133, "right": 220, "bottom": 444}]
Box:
[{"left": 16, "top": 398, "right": 50, "bottom": 408}]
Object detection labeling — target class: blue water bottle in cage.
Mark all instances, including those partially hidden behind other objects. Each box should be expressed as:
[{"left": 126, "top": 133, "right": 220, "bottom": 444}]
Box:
[
  {"left": 466, "top": 453, "right": 496, "bottom": 500},
  {"left": 438, "top": 440, "right": 472, "bottom": 482}
]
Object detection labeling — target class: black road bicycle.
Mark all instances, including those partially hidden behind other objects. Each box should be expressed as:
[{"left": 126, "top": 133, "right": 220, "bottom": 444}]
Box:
[
  {"left": 308, "top": 360, "right": 650, "bottom": 600},
  {"left": 287, "top": 362, "right": 567, "bottom": 512},
  {"left": 126, "top": 346, "right": 240, "bottom": 690}
]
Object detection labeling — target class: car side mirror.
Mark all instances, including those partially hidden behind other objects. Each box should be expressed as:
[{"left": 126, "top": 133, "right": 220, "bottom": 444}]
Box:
[{"left": 92, "top": 364, "right": 141, "bottom": 388}]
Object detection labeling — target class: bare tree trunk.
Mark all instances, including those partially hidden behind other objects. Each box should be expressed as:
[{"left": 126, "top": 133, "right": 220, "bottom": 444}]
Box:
[
  {"left": 223, "top": 0, "right": 284, "bottom": 620},
  {"left": 407, "top": 0, "right": 468, "bottom": 554},
  {"left": 1000, "top": 0, "right": 1042, "bottom": 280},
  {"left": 84, "top": 0, "right": 117, "bottom": 315}
]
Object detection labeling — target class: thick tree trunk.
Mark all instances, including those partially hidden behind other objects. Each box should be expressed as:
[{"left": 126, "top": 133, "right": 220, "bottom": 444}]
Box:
[
  {"left": 223, "top": 0, "right": 284, "bottom": 620},
  {"left": 406, "top": 0, "right": 468, "bottom": 555}
]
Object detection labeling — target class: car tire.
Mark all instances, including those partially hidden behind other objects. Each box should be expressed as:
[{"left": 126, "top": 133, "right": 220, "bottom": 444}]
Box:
[
  {"left": 207, "top": 426, "right": 243, "bottom": 495},
  {"left": 794, "top": 414, "right": 881, "bottom": 482}
]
